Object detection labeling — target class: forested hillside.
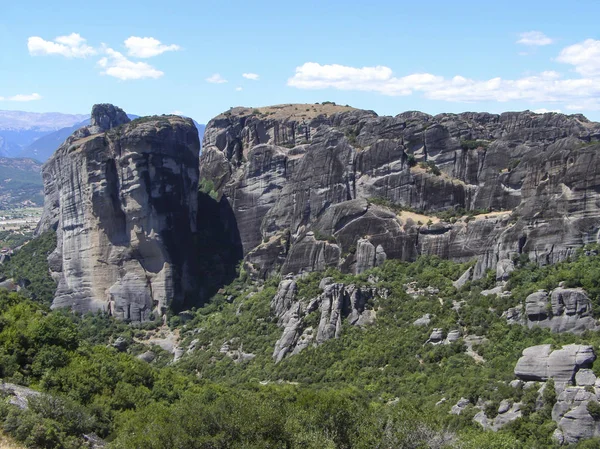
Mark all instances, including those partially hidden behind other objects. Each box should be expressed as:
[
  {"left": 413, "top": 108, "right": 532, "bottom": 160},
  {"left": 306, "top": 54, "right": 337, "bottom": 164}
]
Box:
[{"left": 2, "top": 229, "right": 600, "bottom": 447}]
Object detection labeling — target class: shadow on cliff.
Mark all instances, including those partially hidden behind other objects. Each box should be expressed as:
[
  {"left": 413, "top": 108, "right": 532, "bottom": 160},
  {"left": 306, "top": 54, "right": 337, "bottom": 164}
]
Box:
[{"left": 179, "top": 192, "right": 243, "bottom": 310}]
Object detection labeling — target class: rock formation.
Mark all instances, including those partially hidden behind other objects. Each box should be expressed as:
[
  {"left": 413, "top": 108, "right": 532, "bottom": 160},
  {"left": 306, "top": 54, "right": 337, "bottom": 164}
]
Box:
[
  {"left": 525, "top": 287, "right": 599, "bottom": 333},
  {"left": 514, "top": 344, "right": 595, "bottom": 385},
  {"left": 271, "top": 276, "right": 383, "bottom": 362},
  {"left": 199, "top": 104, "right": 600, "bottom": 279},
  {"left": 37, "top": 104, "right": 200, "bottom": 321},
  {"left": 512, "top": 344, "right": 600, "bottom": 444}
]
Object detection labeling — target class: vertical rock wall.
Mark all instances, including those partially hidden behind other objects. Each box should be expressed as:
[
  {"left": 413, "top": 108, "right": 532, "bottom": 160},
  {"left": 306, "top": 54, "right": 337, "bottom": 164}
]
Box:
[{"left": 38, "top": 105, "right": 200, "bottom": 321}]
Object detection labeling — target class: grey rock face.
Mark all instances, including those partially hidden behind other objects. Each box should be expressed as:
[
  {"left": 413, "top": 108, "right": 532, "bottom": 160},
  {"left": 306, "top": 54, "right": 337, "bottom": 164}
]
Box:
[
  {"left": 514, "top": 344, "right": 596, "bottom": 384},
  {"left": 450, "top": 397, "right": 471, "bottom": 415},
  {"left": 111, "top": 336, "right": 129, "bottom": 352},
  {"left": 476, "top": 402, "right": 523, "bottom": 431},
  {"left": 445, "top": 330, "right": 461, "bottom": 344},
  {"left": 496, "top": 259, "right": 515, "bottom": 281},
  {"left": 200, "top": 105, "right": 600, "bottom": 279},
  {"left": 452, "top": 267, "right": 472, "bottom": 289},
  {"left": 575, "top": 369, "right": 597, "bottom": 387},
  {"left": 271, "top": 277, "right": 381, "bottom": 362},
  {"left": 413, "top": 313, "right": 432, "bottom": 326},
  {"left": 552, "top": 387, "right": 600, "bottom": 444},
  {"left": 525, "top": 288, "right": 598, "bottom": 334},
  {"left": 137, "top": 350, "right": 156, "bottom": 363},
  {"left": 37, "top": 105, "right": 200, "bottom": 321},
  {"left": 90, "top": 104, "right": 130, "bottom": 133},
  {"left": 503, "top": 305, "right": 524, "bottom": 325},
  {"left": 0, "top": 382, "right": 41, "bottom": 410},
  {"left": 428, "top": 328, "right": 445, "bottom": 344}
]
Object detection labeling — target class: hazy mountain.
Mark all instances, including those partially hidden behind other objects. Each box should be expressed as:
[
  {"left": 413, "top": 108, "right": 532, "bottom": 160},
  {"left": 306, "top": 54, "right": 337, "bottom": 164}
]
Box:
[
  {"left": 20, "top": 119, "right": 90, "bottom": 161},
  {"left": 0, "top": 110, "right": 205, "bottom": 162},
  {"left": 0, "top": 110, "right": 87, "bottom": 158},
  {"left": 0, "top": 157, "right": 43, "bottom": 207}
]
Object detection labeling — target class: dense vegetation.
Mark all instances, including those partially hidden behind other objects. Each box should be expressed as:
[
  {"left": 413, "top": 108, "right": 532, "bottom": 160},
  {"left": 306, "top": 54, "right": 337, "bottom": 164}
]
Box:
[
  {"left": 0, "top": 231, "right": 56, "bottom": 303},
  {"left": 3, "top": 231, "right": 600, "bottom": 447}
]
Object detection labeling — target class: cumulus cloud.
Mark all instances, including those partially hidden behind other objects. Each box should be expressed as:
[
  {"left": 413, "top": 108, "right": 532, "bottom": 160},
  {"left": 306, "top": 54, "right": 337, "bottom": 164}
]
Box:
[
  {"left": 287, "top": 41, "right": 600, "bottom": 112},
  {"left": 242, "top": 73, "right": 259, "bottom": 80},
  {"left": 28, "top": 33, "right": 96, "bottom": 58},
  {"left": 557, "top": 39, "right": 600, "bottom": 77},
  {"left": 206, "top": 74, "right": 227, "bottom": 84},
  {"left": 124, "top": 36, "right": 180, "bottom": 58},
  {"left": 0, "top": 93, "right": 42, "bottom": 102},
  {"left": 98, "top": 48, "right": 163, "bottom": 80},
  {"left": 517, "top": 31, "right": 554, "bottom": 46},
  {"left": 235, "top": 87, "right": 243, "bottom": 91},
  {"left": 27, "top": 33, "right": 177, "bottom": 80}
]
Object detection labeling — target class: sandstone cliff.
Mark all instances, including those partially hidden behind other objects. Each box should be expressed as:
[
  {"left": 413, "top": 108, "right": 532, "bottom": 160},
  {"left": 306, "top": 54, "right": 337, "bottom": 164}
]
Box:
[
  {"left": 37, "top": 104, "right": 200, "bottom": 321},
  {"left": 199, "top": 103, "right": 600, "bottom": 278}
]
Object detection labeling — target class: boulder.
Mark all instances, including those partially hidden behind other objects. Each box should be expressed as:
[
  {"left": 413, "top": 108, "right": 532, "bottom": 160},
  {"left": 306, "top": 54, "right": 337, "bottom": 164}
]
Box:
[
  {"left": 525, "top": 288, "right": 598, "bottom": 334},
  {"left": 111, "top": 336, "right": 129, "bottom": 352},
  {"left": 450, "top": 397, "right": 470, "bottom": 415},
  {"left": 413, "top": 314, "right": 432, "bottom": 326},
  {"left": 0, "top": 382, "right": 41, "bottom": 410},
  {"left": 137, "top": 351, "right": 156, "bottom": 363},
  {"left": 514, "top": 344, "right": 596, "bottom": 383},
  {"left": 525, "top": 291, "right": 550, "bottom": 320},
  {"left": 452, "top": 267, "right": 472, "bottom": 289},
  {"left": 496, "top": 259, "right": 515, "bottom": 281},
  {"left": 428, "top": 328, "right": 444, "bottom": 344},
  {"left": 445, "top": 330, "right": 461, "bottom": 344},
  {"left": 575, "top": 369, "right": 597, "bottom": 387}
]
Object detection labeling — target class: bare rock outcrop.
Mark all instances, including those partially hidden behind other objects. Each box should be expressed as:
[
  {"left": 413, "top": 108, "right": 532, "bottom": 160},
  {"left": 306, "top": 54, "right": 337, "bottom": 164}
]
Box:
[
  {"left": 200, "top": 104, "right": 600, "bottom": 279},
  {"left": 37, "top": 105, "right": 200, "bottom": 321},
  {"left": 525, "top": 288, "right": 599, "bottom": 334},
  {"left": 510, "top": 345, "right": 600, "bottom": 444},
  {"left": 514, "top": 344, "right": 596, "bottom": 385},
  {"left": 271, "top": 276, "right": 382, "bottom": 362}
]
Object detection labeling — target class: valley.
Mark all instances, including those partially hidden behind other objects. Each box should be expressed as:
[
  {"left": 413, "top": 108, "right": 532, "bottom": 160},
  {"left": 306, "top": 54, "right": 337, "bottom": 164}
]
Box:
[{"left": 1, "top": 102, "right": 600, "bottom": 448}]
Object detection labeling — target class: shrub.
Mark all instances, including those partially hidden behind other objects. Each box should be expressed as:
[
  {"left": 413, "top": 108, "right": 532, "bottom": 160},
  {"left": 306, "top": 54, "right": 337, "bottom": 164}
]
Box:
[
  {"left": 588, "top": 401, "right": 600, "bottom": 420},
  {"left": 460, "top": 140, "right": 490, "bottom": 150},
  {"left": 418, "top": 161, "right": 441, "bottom": 176}
]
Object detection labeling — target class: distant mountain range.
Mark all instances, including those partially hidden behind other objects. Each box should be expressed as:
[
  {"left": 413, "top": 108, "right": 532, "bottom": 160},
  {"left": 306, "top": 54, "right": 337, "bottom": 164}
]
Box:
[
  {"left": 0, "top": 111, "right": 87, "bottom": 159},
  {"left": 0, "top": 157, "right": 44, "bottom": 207},
  {"left": 0, "top": 110, "right": 206, "bottom": 162}
]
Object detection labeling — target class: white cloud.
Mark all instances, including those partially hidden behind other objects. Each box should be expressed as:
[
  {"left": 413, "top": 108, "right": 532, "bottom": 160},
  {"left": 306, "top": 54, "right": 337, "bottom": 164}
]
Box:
[
  {"left": 287, "top": 47, "right": 600, "bottom": 111},
  {"left": 28, "top": 33, "right": 96, "bottom": 58},
  {"left": 533, "top": 108, "right": 561, "bottom": 114},
  {"left": 206, "top": 73, "right": 227, "bottom": 84},
  {"left": 235, "top": 87, "right": 243, "bottom": 91},
  {"left": 0, "top": 93, "right": 42, "bottom": 102},
  {"left": 557, "top": 39, "right": 600, "bottom": 77},
  {"left": 124, "top": 36, "right": 180, "bottom": 58},
  {"left": 242, "top": 73, "right": 259, "bottom": 80},
  {"left": 517, "top": 31, "right": 553, "bottom": 46},
  {"left": 171, "top": 110, "right": 185, "bottom": 116},
  {"left": 98, "top": 48, "right": 163, "bottom": 80}
]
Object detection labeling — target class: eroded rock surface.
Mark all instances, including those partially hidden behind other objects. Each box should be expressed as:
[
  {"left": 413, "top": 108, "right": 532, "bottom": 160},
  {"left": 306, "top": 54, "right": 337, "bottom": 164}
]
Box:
[
  {"left": 200, "top": 104, "right": 600, "bottom": 279},
  {"left": 525, "top": 288, "right": 598, "bottom": 334},
  {"left": 514, "top": 344, "right": 596, "bottom": 384},
  {"left": 37, "top": 105, "right": 200, "bottom": 321},
  {"left": 271, "top": 276, "right": 382, "bottom": 362}
]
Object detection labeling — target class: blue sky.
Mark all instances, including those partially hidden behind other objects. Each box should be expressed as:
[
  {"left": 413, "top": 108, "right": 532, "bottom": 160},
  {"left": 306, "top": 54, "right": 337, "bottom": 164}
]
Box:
[{"left": 2, "top": 0, "right": 600, "bottom": 123}]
